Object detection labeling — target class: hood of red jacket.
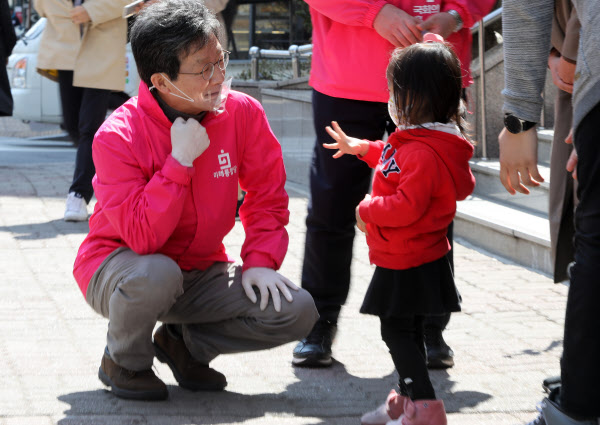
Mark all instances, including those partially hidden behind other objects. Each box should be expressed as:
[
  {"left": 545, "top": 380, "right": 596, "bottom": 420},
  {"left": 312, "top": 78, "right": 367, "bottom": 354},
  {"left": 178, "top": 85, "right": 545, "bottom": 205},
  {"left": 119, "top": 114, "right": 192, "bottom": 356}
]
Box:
[{"left": 392, "top": 127, "right": 475, "bottom": 201}]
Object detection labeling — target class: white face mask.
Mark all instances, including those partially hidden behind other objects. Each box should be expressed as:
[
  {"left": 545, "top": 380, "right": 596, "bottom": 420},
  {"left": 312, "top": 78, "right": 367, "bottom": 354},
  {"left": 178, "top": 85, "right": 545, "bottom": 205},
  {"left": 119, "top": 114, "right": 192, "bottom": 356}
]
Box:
[
  {"left": 388, "top": 97, "right": 400, "bottom": 127},
  {"left": 160, "top": 73, "right": 232, "bottom": 114}
]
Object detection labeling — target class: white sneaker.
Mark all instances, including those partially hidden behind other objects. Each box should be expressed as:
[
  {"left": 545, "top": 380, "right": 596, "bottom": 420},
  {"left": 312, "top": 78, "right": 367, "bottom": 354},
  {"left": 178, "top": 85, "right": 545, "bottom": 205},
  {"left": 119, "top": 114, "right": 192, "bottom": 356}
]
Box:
[{"left": 64, "top": 192, "right": 88, "bottom": 222}]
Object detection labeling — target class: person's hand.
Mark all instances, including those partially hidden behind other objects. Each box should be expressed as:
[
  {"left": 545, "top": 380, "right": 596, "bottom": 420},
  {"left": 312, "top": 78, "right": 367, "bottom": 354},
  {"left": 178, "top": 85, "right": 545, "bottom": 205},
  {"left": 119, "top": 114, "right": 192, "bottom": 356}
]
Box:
[
  {"left": 170, "top": 117, "right": 210, "bottom": 166},
  {"left": 70, "top": 6, "right": 91, "bottom": 24},
  {"left": 548, "top": 52, "right": 573, "bottom": 93},
  {"left": 558, "top": 57, "right": 576, "bottom": 91},
  {"left": 356, "top": 194, "right": 371, "bottom": 235},
  {"left": 373, "top": 4, "right": 422, "bottom": 48},
  {"left": 565, "top": 128, "right": 577, "bottom": 180},
  {"left": 417, "top": 12, "right": 456, "bottom": 39},
  {"left": 323, "top": 121, "right": 369, "bottom": 158},
  {"left": 498, "top": 127, "right": 544, "bottom": 195},
  {"left": 241, "top": 267, "right": 299, "bottom": 312}
]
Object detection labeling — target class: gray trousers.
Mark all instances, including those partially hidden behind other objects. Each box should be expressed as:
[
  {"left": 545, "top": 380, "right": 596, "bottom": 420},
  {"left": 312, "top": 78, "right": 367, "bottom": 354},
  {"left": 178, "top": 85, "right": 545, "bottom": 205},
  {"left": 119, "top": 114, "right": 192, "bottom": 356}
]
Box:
[
  {"left": 549, "top": 87, "right": 577, "bottom": 283},
  {"left": 86, "top": 248, "right": 319, "bottom": 371}
]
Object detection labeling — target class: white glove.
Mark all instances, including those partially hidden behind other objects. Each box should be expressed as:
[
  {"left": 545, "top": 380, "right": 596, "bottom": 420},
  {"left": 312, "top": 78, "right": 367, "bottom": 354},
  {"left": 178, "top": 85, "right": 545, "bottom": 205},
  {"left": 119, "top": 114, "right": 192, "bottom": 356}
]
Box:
[
  {"left": 241, "top": 267, "right": 299, "bottom": 312},
  {"left": 170, "top": 117, "right": 210, "bottom": 167}
]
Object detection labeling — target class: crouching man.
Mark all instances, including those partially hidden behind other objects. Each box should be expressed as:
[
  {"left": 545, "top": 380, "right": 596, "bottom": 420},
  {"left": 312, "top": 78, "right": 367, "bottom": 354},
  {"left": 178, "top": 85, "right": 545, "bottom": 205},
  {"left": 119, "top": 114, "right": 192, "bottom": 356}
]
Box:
[{"left": 72, "top": 0, "right": 318, "bottom": 400}]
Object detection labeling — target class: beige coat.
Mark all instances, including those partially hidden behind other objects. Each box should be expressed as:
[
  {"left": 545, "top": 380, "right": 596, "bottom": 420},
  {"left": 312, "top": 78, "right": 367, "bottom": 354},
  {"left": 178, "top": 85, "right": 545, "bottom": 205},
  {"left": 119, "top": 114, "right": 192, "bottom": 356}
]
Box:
[
  {"left": 203, "top": 0, "right": 230, "bottom": 48},
  {"left": 34, "top": 0, "right": 130, "bottom": 91},
  {"left": 548, "top": 0, "right": 580, "bottom": 282}
]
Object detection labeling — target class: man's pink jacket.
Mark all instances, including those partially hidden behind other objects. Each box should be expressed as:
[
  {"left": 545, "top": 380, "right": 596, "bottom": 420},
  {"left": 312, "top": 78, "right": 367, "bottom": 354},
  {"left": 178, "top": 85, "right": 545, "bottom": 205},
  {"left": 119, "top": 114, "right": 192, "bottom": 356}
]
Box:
[{"left": 73, "top": 83, "right": 289, "bottom": 297}]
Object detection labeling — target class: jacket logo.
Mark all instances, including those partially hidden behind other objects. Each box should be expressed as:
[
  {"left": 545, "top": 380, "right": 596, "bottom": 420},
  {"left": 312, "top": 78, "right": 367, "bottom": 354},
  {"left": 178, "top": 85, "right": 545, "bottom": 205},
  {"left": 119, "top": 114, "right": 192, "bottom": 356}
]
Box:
[
  {"left": 219, "top": 151, "right": 231, "bottom": 169},
  {"left": 414, "top": 0, "right": 440, "bottom": 15},
  {"left": 380, "top": 143, "right": 400, "bottom": 178},
  {"left": 214, "top": 150, "right": 238, "bottom": 179}
]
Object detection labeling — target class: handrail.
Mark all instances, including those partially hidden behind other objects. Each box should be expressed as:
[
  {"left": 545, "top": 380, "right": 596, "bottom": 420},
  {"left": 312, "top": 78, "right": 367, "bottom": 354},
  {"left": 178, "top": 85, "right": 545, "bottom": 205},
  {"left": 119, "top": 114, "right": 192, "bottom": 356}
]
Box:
[
  {"left": 479, "top": 21, "right": 487, "bottom": 159},
  {"left": 474, "top": 7, "right": 502, "bottom": 159},
  {"left": 471, "top": 7, "right": 502, "bottom": 35},
  {"left": 249, "top": 44, "right": 312, "bottom": 80}
]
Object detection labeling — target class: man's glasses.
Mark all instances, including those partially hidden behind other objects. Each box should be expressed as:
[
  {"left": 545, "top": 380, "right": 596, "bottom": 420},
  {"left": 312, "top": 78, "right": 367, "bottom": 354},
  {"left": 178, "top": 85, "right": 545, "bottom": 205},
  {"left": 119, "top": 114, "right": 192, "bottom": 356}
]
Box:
[{"left": 179, "top": 51, "right": 230, "bottom": 81}]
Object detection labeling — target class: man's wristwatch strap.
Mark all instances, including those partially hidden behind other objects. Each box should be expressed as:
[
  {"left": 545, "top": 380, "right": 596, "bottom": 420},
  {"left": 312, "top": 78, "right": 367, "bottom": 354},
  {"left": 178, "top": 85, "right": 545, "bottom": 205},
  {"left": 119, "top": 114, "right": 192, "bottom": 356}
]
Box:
[
  {"left": 447, "top": 9, "right": 463, "bottom": 32},
  {"left": 504, "top": 113, "right": 537, "bottom": 134}
]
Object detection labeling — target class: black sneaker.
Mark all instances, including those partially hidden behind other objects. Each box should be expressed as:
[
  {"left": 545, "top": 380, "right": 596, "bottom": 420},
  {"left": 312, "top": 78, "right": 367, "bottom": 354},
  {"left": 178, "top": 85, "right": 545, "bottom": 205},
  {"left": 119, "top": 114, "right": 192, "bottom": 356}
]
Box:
[
  {"left": 425, "top": 327, "right": 454, "bottom": 369},
  {"left": 292, "top": 319, "right": 337, "bottom": 367}
]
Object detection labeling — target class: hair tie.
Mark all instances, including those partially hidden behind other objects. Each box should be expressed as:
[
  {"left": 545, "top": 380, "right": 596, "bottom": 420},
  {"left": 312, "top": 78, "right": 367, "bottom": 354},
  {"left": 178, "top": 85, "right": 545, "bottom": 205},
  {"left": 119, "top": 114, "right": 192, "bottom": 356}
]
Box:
[{"left": 423, "top": 32, "right": 444, "bottom": 43}]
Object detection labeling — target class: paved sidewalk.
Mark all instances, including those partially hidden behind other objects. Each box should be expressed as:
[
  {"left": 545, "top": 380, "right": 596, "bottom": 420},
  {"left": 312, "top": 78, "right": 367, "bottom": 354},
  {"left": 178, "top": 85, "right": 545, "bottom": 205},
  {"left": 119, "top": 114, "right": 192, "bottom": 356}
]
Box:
[{"left": 0, "top": 137, "right": 567, "bottom": 425}]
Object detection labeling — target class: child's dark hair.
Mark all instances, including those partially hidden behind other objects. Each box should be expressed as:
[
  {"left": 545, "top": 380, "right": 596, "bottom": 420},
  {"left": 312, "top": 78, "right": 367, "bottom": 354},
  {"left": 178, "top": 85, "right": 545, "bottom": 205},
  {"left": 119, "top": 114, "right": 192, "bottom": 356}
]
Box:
[{"left": 386, "top": 41, "right": 469, "bottom": 139}]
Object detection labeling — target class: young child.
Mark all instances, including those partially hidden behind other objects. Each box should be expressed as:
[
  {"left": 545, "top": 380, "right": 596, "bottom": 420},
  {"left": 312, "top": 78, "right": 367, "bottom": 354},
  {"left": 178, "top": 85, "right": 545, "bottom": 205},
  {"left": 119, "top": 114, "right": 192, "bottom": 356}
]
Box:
[{"left": 323, "top": 34, "right": 475, "bottom": 425}]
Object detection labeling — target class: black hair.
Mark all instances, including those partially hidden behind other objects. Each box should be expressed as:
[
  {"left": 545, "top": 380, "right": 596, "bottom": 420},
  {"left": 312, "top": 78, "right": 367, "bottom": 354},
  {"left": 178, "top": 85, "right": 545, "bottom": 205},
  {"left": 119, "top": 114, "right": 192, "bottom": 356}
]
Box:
[
  {"left": 387, "top": 41, "right": 469, "bottom": 138},
  {"left": 130, "top": 0, "right": 223, "bottom": 86}
]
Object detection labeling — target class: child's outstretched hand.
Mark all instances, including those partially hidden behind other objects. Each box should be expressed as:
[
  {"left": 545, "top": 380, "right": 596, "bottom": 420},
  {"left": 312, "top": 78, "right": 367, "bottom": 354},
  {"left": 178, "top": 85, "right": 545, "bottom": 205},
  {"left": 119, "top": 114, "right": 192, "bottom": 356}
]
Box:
[{"left": 324, "top": 121, "right": 369, "bottom": 158}]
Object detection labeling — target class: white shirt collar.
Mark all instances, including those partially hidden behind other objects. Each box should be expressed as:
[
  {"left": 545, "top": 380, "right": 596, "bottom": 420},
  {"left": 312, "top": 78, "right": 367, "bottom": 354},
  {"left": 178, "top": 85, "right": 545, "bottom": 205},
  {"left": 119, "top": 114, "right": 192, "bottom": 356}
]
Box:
[{"left": 398, "top": 121, "right": 462, "bottom": 137}]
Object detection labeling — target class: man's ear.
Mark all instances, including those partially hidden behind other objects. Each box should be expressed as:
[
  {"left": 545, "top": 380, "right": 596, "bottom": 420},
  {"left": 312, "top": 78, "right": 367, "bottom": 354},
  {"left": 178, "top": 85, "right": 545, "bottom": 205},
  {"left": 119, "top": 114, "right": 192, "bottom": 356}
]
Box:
[{"left": 150, "top": 73, "right": 170, "bottom": 94}]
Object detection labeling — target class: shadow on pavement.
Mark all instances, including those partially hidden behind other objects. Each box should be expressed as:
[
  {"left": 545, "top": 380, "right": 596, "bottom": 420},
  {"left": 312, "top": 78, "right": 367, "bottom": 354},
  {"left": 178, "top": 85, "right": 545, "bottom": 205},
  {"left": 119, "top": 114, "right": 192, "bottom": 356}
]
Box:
[
  {"left": 0, "top": 218, "right": 89, "bottom": 239},
  {"left": 429, "top": 369, "right": 493, "bottom": 412},
  {"left": 506, "top": 339, "right": 562, "bottom": 358},
  {"left": 56, "top": 360, "right": 491, "bottom": 424},
  {"left": 56, "top": 387, "right": 355, "bottom": 424}
]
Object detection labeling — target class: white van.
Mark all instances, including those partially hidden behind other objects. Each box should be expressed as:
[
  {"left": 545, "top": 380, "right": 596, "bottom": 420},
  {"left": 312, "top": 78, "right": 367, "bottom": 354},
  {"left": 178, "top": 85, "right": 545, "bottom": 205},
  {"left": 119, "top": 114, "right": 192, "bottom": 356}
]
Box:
[{"left": 6, "top": 18, "right": 140, "bottom": 124}]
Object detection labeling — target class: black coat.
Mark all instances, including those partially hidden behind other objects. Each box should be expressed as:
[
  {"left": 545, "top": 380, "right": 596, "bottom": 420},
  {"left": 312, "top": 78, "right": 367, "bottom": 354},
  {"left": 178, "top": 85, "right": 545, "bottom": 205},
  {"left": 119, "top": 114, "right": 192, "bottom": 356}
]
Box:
[{"left": 0, "top": 0, "right": 17, "bottom": 116}]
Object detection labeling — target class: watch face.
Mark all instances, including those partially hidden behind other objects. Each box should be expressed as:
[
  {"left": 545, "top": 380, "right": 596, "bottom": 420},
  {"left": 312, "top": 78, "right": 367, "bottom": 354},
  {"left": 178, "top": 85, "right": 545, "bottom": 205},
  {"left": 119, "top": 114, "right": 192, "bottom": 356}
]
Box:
[{"left": 504, "top": 114, "right": 522, "bottom": 134}]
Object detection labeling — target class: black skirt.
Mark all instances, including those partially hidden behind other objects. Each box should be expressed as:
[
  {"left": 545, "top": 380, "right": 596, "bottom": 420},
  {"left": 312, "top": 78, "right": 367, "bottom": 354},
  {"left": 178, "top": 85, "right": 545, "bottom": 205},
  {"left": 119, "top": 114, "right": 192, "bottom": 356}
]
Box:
[{"left": 360, "top": 255, "right": 461, "bottom": 319}]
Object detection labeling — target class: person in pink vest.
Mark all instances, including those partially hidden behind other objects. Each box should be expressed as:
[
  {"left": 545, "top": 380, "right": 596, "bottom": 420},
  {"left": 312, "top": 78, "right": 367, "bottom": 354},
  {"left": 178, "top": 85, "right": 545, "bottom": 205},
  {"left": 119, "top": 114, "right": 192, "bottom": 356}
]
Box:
[
  {"left": 293, "top": 0, "right": 495, "bottom": 370},
  {"left": 72, "top": 0, "right": 318, "bottom": 401}
]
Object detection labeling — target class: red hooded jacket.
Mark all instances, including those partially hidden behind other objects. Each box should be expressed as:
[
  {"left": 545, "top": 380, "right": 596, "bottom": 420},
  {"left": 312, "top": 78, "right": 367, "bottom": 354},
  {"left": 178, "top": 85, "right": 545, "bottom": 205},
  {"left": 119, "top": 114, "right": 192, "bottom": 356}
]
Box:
[{"left": 358, "top": 124, "right": 475, "bottom": 269}]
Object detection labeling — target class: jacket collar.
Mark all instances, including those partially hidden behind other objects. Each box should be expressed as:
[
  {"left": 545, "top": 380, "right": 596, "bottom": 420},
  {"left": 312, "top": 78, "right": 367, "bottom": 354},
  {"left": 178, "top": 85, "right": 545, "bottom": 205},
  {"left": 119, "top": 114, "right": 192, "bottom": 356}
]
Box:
[
  {"left": 138, "top": 81, "right": 173, "bottom": 129},
  {"left": 151, "top": 89, "right": 207, "bottom": 124},
  {"left": 397, "top": 121, "right": 461, "bottom": 136}
]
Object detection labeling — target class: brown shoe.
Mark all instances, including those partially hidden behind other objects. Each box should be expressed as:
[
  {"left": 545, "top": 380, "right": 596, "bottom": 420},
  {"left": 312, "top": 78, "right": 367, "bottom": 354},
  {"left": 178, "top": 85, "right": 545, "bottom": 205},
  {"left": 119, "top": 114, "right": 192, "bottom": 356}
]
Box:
[
  {"left": 98, "top": 348, "right": 168, "bottom": 400},
  {"left": 153, "top": 324, "right": 227, "bottom": 391}
]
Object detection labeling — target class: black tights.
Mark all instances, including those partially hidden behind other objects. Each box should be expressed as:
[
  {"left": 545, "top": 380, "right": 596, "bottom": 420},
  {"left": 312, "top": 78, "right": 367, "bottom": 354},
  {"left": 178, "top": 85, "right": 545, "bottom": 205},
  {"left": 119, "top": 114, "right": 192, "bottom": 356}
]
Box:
[{"left": 381, "top": 316, "right": 436, "bottom": 400}]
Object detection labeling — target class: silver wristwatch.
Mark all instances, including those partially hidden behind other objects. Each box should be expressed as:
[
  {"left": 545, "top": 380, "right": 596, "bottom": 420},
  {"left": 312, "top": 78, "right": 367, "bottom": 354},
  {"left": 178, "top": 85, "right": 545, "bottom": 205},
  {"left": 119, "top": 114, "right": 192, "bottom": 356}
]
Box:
[{"left": 446, "top": 9, "right": 463, "bottom": 32}]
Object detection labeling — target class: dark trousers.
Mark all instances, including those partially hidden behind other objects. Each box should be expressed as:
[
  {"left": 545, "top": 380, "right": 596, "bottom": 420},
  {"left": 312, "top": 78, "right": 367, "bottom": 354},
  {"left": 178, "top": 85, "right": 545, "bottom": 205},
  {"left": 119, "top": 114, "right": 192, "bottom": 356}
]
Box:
[
  {"left": 560, "top": 101, "right": 600, "bottom": 417},
  {"left": 302, "top": 90, "right": 453, "bottom": 330},
  {"left": 58, "top": 70, "right": 110, "bottom": 203},
  {"left": 0, "top": 54, "right": 13, "bottom": 117},
  {"left": 381, "top": 316, "right": 435, "bottom": 400},
  {"left": 302, "top": 90, "right": 394, "bottom": 322}
]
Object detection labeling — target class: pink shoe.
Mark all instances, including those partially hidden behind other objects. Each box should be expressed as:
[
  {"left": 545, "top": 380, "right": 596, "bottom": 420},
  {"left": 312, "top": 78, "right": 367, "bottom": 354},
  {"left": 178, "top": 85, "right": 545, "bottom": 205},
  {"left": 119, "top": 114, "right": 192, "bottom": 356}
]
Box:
[
  {"left": 361, "top": 389, "right": 407, "bottom": 425},
  {"left": 399, "top": 398, "right": 447, "bottom": 425}
]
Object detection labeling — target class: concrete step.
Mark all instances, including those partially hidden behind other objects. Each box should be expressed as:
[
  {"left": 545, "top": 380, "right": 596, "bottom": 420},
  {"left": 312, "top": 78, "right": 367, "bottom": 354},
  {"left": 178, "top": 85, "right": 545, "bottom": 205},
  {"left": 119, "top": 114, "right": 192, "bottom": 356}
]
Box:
[
  {"left": 470, "top": 158, "right": 550, "bottom": 217},
  {"left": 455, "top": 195, "right": 551, "bottom": 276}
]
